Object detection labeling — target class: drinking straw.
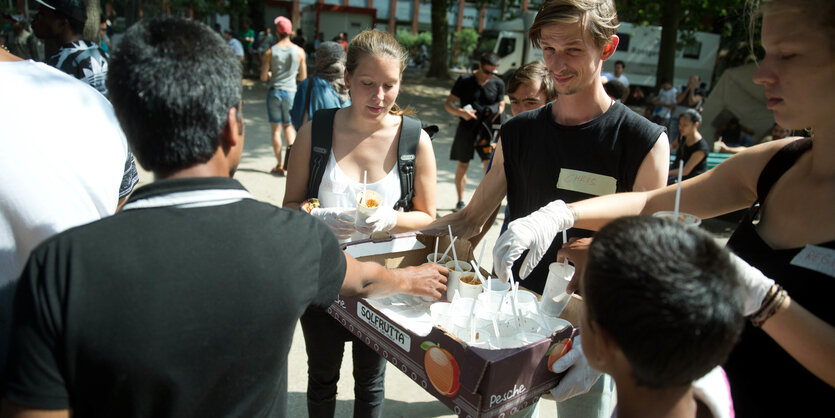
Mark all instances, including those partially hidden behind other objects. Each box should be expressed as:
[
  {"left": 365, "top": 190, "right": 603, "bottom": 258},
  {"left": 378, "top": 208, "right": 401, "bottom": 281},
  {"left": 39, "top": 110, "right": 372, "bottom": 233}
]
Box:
[
  {"left": 433, "top": 236, "right": 439, "bottom": 263},
  {"left": 509, "top": 281, "right": 522, "bottom": 330},
  {"left": 468, "top": 294, "right": 478, "bottom": 343},
  {"left": 562, "top": 230, "right": 569, "bottom": 267},
  {"left": 361, "top": 170, "right": 367, "bottom": 205},
  {"left": 440, "top": 237, "right": 458, "bottom": 262},
  {"left": 533, "top": 298, "right": 551, "bottom": 333},
  {"left": 476, "top": 242, "right": 487, "bottom": 276},
  {"left": 470, "top": 259, "right": 486, "bottom": 283},
  {"left": 674, "top": 160, "right": 683, "bottom": 218},
  {"left": 447, "top": 225, "right": 459, "bottom": 269}
]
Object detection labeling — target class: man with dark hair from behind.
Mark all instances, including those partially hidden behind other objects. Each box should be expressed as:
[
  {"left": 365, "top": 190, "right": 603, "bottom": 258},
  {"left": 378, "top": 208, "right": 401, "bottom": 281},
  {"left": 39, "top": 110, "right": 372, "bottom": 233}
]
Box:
[
  {"left": 1, "top": 17, "right": 447, "bottom": 417},
  {"left": 444, "top": 51, "right": 506, "bottom": 212},
  {"left": 579, "top": 216, "right": 743, "bottom": 418}
]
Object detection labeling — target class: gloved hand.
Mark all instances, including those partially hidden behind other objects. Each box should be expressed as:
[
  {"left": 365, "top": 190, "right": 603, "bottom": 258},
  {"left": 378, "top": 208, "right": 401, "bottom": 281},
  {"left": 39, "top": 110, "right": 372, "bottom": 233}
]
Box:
[
  {"left": 493, "top": 200, "right": 575, "bottom": 282},
  {"left": 548, "top": 335, "right": 602, "bottom": 402},
  {"left": 729, "top": 253, "right": 775, "bottom": 316},
  {"left": 310, "top": 207, "right": 356, "bottom": 241},
  {"left": 357, "top": 206, "right": 398, "bottom": 235}
]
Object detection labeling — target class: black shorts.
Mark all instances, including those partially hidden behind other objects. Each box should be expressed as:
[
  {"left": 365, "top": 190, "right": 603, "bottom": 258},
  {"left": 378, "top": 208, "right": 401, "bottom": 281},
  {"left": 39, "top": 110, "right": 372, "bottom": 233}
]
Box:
[{"left": 450, "top": 120, "right": 494, "bottom": 163}]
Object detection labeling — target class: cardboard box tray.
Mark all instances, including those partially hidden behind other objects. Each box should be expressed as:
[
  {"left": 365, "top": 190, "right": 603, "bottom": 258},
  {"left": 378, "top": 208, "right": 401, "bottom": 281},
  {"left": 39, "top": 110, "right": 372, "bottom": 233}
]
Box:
[{"left": 328, "top": 233, "right": 581, "bottom": 417}]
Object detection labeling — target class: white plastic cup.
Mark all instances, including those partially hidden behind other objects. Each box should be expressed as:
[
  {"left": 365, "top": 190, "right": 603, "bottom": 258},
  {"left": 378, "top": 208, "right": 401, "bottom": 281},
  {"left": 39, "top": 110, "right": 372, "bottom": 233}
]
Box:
[
  {"left": 426, "top": 253, "right": 451, "bottom": 264},
  {"left": 444, "top": 260, "right": 472, "bottom": 273},
  {"left": 477, "top": 291, "right": 504, "bottom": 313},
  {"left": 652, "top": 211, "right": 702, "bottom": 227},
  {"left": 430, "top": 302, "right": 451, "bottom": 324},
  {"left": 355, "top": 190, "right": 383, "bottom": 230},
  {"left": 509, "top": 289, "right": 539, "bottom": 315},
  {"left": 481, "top": 278, "right": 510, "bottom": 295},
  {"left": 458, "top": 273, "right": 483, "bottom": 298},
  {"left": 541, "top": 262, "right": 575, "bottom": 317}
]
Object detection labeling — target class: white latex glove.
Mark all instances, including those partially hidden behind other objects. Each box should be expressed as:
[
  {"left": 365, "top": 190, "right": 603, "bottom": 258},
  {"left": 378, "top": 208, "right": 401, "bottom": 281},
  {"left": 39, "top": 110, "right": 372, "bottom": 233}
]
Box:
[
  {"left": 311, "top": 207, "right": 356, "bottom": 240},
  {"left": 729, "top": 253, "right": 775, "bottom": 316},
  {"left": 357, "top": 206, "right": 398, "bottom": 235},
  {"left": 493, "top": 200, "right": 574, "bottom": 282},
  {"left": 548, "top": 335, "right": 602, "bottom": 402}
]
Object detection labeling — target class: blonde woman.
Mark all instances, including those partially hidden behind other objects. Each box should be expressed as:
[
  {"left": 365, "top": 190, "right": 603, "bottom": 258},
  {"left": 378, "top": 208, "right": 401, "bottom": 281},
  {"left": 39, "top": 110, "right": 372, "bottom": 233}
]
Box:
[{"left": 284, "top": 30, "right": 436, "bottom": 417}]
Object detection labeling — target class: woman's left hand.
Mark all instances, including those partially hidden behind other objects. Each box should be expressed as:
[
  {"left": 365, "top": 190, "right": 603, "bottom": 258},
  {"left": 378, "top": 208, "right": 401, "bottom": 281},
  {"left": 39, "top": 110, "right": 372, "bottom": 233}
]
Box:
[{"left": 358, "top": 207, "right": 398, "bottom": 234}]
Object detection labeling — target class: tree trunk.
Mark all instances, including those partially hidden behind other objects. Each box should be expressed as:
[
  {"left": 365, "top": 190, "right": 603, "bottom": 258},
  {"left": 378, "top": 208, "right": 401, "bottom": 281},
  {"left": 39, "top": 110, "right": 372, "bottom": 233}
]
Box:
[
  {"left": 83, "top": 0, "right": 100, "bottom": 42},
  {"left": 656, "top": 0, "right": 681, "bottom": 89},
  {"left": 427, "top": 0, "right": 448, "bottom": 79}
]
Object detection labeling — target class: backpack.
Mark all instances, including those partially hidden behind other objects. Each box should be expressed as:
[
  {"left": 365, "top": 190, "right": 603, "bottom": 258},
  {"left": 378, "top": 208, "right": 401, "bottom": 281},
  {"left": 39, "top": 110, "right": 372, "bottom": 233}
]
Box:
[{"left": 306, "top": 108, "right": 423, "bottom": 211}]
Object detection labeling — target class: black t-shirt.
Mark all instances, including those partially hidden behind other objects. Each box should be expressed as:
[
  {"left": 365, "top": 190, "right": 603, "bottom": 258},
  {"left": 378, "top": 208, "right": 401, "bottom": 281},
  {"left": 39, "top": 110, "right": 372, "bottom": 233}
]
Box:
[
  {"left": 4, "top": 177, "right": 345, "bottom": 417},
  {"left": 501, "top": 102, "right": 664, "bottom": 293},
  {"left": 725, "top": 139, "right": 835, "bottom": 417},
  {"left": 450, "top": 73, "right": 505, "bottom": 122},
  {"left": 673, "top": 137, "right": 710, "bottom": 180}
]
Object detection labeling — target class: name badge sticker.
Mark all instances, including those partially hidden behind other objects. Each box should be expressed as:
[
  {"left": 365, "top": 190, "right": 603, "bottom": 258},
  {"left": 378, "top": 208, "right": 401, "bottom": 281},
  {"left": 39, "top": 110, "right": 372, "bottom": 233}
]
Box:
[
  {"left": 557, "top": 169, "right": 617, "bottom": 196},
  {"left": 790, "top": 245, "right": 835, "bottom": 278}
]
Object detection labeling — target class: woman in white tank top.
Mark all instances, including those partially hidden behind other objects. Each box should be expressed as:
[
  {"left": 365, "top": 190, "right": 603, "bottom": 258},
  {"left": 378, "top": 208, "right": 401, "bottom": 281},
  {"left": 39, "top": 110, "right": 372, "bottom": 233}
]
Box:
[
  {"left": 282, "top": 30, "right": 439, "bottom": 418},
  {"left": 284, "top": 31, "right": 437, "bottom": 242}
]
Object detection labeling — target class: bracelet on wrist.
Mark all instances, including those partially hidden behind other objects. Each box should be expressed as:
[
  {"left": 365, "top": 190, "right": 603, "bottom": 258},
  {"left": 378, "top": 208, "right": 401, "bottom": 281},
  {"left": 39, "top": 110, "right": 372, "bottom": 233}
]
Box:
[{"left": 750, "top": 284, "right": 788, "bottom": 327}]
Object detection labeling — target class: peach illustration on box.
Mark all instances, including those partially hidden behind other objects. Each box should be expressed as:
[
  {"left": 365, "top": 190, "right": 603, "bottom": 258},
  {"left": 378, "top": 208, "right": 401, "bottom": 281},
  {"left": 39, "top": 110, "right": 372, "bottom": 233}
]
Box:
[
  {"left": 546, "top": 337, "right": 573, "bottom": 371},
  {"left": 421, "top": 341, "right": 460, "bottom": 397}
]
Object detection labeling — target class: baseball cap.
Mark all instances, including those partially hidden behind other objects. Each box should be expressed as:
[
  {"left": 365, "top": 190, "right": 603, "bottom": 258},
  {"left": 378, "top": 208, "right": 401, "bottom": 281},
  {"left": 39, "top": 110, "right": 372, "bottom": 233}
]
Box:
[
  {"left": 3, "top": 13, "right": 27, "bottom": 23},
  {"left": 274, "top": 16, "right": 292, "bottom": 35},
  {"left": 35, "top": 0, "right": 87, "bottom": 23}
]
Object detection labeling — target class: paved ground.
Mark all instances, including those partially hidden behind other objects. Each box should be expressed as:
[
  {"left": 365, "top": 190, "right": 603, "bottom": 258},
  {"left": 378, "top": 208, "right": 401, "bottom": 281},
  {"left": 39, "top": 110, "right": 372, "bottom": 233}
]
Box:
[{"left": 134, "top": 68, "right": 737, "bottom": 417}]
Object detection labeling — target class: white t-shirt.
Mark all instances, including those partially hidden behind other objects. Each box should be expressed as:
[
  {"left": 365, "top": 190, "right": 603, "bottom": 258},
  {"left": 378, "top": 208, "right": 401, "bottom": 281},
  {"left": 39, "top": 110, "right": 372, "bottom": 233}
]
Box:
[
  {"left": 0, "top": 60, "right": 127, "bottom": 366},
  {"left": 318, "top": 152, "right": 401, "bottom": 243},
  {"left": 654, "top": 86, "right": 678, "bottom": 119},
  {"left": 601, "top": 72, "right": 629, "bottom": 87}
]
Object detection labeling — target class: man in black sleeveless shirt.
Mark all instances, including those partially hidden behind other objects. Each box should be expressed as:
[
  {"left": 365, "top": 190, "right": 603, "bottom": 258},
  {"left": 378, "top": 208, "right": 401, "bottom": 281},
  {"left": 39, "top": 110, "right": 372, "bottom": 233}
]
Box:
[{"left": 429, "top": 0, "right": 668, "bottom": 294}]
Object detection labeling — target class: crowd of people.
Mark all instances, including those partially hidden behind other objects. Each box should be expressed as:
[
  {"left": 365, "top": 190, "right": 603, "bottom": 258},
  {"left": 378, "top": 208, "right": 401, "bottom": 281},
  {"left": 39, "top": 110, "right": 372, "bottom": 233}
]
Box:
[{"left": 1, "top": 0, "right": 833, "bottom": 417}]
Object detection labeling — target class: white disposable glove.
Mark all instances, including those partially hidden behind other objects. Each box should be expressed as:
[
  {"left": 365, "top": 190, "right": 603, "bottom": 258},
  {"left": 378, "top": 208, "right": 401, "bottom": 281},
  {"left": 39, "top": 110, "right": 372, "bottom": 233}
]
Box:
[
  {"left": 357, "top": 206, "right": 399, "bottom": 235},
  {"left": 729, "top": 253, "right": 775, "bottom": 316},
  {"left": 548, "top": 335, "right": 602, "bottom": 402},
  {"left": 311, "top": 207, "right": 356, "bottom": 240},
  {"left": 493, "top": 200, "right": 575, "bottom": 282}
]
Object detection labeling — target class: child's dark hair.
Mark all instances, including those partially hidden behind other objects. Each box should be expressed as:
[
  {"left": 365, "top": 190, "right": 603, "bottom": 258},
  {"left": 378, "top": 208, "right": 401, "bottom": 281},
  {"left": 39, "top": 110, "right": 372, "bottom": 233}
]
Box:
[{"left": 584, "top": 216, "right": 744, "bottom": 388}]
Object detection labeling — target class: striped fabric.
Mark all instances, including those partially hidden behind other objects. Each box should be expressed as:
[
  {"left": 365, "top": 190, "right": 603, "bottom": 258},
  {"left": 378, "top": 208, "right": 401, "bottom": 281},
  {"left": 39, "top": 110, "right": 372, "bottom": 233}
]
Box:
[{"left": 47, "top": 40, "right": 109, "bottom": 97}]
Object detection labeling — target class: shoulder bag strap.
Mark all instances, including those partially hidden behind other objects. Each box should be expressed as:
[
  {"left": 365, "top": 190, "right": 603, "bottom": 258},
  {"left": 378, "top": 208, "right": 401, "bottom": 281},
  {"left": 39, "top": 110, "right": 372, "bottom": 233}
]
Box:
[
  {"left": 307, "top": 108, "right": 338, "bottom": 199},
  {"left": 394, "top": 115, "right": 422, "bottom": 211}
]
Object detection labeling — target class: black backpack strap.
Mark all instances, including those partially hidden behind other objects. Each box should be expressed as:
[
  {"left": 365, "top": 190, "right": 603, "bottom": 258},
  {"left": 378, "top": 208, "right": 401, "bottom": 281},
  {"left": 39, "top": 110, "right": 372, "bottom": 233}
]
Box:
[
  {"left": 394, "top": 115, "right": 422, "bottom": 211},
  {"left": 307, "top": 108, "right": 339, "bottom": 199}
]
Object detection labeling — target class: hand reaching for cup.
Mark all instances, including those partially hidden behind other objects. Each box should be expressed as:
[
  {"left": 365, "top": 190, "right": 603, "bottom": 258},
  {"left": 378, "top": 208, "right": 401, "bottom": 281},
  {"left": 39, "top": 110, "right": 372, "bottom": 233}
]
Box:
[
  {"left": 493, "top": 200, "right": 575, "bottom": 282},
  {"left": 394, "top": 263, "right": 449, "bottom": 299},
  {"left": 557, "top": 237, "right": 593, "bottom": 294}
]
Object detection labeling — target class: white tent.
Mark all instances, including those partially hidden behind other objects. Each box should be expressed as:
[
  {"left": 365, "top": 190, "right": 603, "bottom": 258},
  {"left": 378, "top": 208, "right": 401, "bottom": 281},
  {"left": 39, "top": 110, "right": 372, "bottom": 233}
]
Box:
[{"left": 701, "top": 63, "right": 775, "bottom": 148}]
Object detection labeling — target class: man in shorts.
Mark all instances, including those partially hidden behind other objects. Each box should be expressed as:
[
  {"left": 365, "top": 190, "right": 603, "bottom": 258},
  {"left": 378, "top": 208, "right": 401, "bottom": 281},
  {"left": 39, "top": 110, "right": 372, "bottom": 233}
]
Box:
[
  {"left": 444, "top": 52, "right": 505, "bottom": 212},
  {"left": 260, "top": 16, "right": 306, "bottom": 176}
]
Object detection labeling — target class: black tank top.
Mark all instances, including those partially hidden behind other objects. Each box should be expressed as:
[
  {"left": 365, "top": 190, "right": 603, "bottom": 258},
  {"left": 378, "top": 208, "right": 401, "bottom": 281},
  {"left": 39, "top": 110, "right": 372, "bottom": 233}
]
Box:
[
  {"left": 725, "top": 138, "right": 835, "bottom": 417},
  {"left": 501, "top": 101, "right": 663, "bottom": 292}
]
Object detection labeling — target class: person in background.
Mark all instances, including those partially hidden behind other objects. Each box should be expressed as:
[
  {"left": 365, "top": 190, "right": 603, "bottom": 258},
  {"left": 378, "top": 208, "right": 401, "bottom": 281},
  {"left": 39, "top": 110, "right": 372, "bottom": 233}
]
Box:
[
  {"left": 600, "top": 60, "right": 629, "bottom": 102},
  {"left": 601, "top": 78, "right": 625, "bottom": 103},
  {"left": 0, "top": 19, "right": 447, "bottom": 417},
  {"left": 238, "top": 19, "right": 255, "bottom": 74},
  {"left": 495, "top": 1, "right": 835, "bottom": 415},
  {"left": 715, "top": 116, "right": 756, "bottom": 148},
  {"left": 668, "top": 109, "right": 710, "bottom": 183},
  {"left": 577, "top": 216, "right": 743, "bottom": 418},
  {"left": 444, "top": 52, "right": 505, "bottom": 212},
  {"left": 31, "top": 0, "right": 108, "bottom": 96},
  {"left": 719, "top": 122, "right": 791, "bottom": 154},
  {"left": 223, "top": 29, "right": 244, "bottom": 64},
  {"left": 261, "top": 16, "right": 306, "bottom": 176},
  {"left": 651, "top": 77, "right": 677, "bottom": 129},
  {"left": 669, "top": 74, "right": 705, "bottom": 142},
  {"left": 99, "top": 16, "right": 110, "bottom": 53},
  {"left": 2, "top": 13, "right": 42, "bottom": 61},
  {"left": 284, "top": 30, "right": 437, "bottom": 417},
  {"left": 290, "top": 41, "right": 350, "bottom": 131}
]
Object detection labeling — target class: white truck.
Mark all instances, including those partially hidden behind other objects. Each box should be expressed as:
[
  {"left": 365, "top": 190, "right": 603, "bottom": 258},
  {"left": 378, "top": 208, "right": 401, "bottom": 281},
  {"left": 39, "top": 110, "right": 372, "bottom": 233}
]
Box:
[{"left": 493, "top": 12, "right": 721, "bottom": 90}]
